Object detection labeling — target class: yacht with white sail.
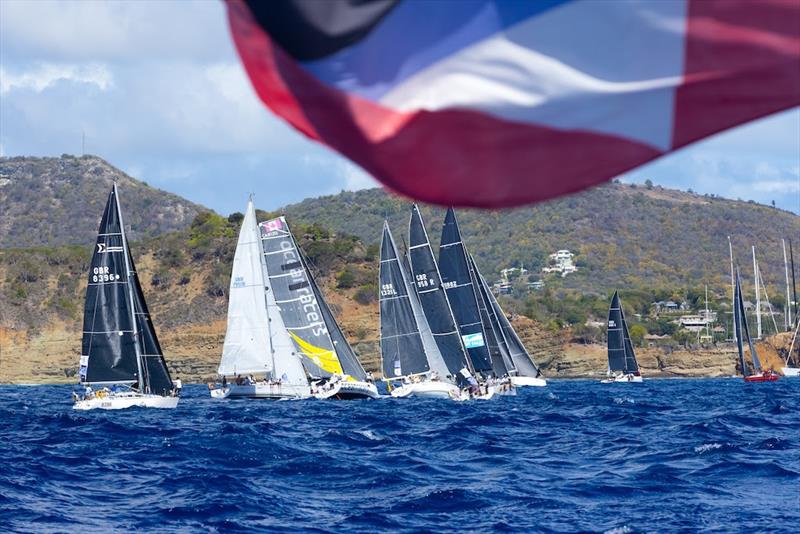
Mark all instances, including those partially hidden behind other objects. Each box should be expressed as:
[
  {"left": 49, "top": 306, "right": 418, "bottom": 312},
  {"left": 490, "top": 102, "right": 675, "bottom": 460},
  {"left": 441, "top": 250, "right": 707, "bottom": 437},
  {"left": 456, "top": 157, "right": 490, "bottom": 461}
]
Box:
[
  {"left": 210, "top": 200, "right": 310, "bottom": 399},
  {"left": 602, "top": 291, "right": 643, "bottom": 383},
  {"left": 73, "top": 184, "right": 179, "bottom": 410}
]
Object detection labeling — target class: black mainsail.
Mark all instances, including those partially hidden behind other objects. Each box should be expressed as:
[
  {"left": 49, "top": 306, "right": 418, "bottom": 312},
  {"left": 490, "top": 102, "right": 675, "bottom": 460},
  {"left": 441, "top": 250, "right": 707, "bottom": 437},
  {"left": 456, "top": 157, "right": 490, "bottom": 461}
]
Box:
[
  {"left": 438, "top": 208, "right": 493, "bottom": 373},
  {"left": 380, "top": 222, "right": 435, "bottom": 379},
  {"left": 734, "top": 269, "right": 761, "bottom": 375},
  {"left": 80, "top": 184, "right": 173, "bottom": 395},
  {"left": 408, "top": 205, "right": 471, "bottom": 378},
  {"left": 607, "top": 291, "right": 639, "bottom": 375}
]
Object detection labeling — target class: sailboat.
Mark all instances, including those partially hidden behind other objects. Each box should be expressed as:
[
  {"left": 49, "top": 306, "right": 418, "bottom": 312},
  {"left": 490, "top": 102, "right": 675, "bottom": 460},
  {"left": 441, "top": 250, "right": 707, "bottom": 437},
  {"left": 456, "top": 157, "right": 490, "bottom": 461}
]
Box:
[
  {"left": 73, "top": 184, "right": 178, "bottom": 410},
  {"left": 781, "top": 239, "right": 799, "bottom": 377},
  {"left": 602, "top": 291, "right": 643, "bottom": 383},
  {"left": 407, "top": 206, "right": 498, "bottom": 400},
  {"left": 210, "top": 200, "right": 310, "bottom": 399},
  {"left": 469, "top": 254, "right": 546, "bottom": 387},
  {"left": 733, "top": 270, "right": 779, "bottom": 382},
  {"left": 259, "top": 216, "right": 379, "bottom": 399},
  {"left": 379, "top": 222, "right": 461, "bottom": 399}
]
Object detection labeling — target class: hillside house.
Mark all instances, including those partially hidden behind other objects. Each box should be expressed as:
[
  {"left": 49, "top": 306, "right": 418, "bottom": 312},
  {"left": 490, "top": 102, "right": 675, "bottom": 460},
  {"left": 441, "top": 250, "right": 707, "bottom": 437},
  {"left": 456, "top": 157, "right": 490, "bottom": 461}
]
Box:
[{"left": 542, "top": 249, "right": 578, "bottom": 277}]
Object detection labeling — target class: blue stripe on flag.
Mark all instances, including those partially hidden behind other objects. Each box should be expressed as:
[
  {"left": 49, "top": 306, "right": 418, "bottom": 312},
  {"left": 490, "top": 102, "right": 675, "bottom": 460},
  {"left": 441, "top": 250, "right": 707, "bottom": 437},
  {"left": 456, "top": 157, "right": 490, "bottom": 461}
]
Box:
[{"left": 301, "top": 0, "right": 573, "bottom": 102}]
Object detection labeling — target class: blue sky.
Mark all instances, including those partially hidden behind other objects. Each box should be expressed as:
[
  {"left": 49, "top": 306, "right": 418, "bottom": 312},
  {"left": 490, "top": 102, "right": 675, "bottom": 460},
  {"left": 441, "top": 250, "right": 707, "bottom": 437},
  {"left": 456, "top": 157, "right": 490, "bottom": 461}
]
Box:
[{"left": 1, "top": 0, "right": 798, "bottom": 215}]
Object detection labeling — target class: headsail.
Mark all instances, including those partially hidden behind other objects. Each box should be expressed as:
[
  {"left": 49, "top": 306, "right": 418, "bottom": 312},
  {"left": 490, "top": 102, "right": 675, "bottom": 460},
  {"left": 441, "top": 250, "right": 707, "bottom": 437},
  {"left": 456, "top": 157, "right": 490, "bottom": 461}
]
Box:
[
  {"left": 469, "top": 254, "right": 515, "bottom": 377},
  {"left": 408, "top": 205, "right": 471, "bottom": 378},
  {"left": 219, "top": 200, "right": 275, "bottom": 376},
  {"left": 607, "top": 291, "right": 639, "bottom": 375},
  {"left": 478, "top": 264, "right": 540, "bottom": 377},
  {"left": 80, "top": 184, "right": 172, "bottom": 395},
  {"left": 438, "top": 208, "right": 493, "bottom": 373}
]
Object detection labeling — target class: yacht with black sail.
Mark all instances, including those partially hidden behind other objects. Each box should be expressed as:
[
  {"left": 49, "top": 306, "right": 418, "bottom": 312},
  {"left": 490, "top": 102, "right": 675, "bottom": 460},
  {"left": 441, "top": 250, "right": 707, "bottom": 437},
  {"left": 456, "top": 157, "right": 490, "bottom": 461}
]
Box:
[
  {"left": 73, "top": 184, "right": 179, "bottom": 410},
  {"left": 405, "top": 205, "right": 498, "bottom": 400},
  {"left": 733, "top": 269, "right": 779, "bottom": 382},
  {"left": 601, "top": 291, "right": 643, "bottom": 383},
  {"left": 379, "top": 221, "right": 461, "bottom": 399},
  {"left": 470, "top": 253, "right": 546, "bottom": 387},
  {"left": 260, "top": 215, "right": 378, "bottom": 399}
]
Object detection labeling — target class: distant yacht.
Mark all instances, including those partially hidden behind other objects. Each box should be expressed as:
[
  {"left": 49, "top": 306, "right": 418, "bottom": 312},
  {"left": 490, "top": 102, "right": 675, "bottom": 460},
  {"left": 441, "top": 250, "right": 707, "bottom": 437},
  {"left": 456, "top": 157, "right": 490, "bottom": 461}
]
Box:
[
  {"left": 733, "top": 269, "right": 779, "bottom": 382},
  {"left": 602, "top": 291, "right": 643, "bottom": 383},
  {"left": 73, "top": 184, "right": 179, "bottom": 410}
]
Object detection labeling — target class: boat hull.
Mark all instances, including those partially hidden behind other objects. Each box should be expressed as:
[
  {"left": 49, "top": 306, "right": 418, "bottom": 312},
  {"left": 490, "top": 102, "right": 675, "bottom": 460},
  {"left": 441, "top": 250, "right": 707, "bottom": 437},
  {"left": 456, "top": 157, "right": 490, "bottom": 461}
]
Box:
[
  {"left": 390, "top": 381, "right": 460, "bottom": 399},
  {"left": 510, "top": 376, "right": 547, "bottom": 387},
  {"left": 744, "top": 371, "right": 780, "bottom": 383},
  {"left": 314, "top": 380, "right": 380, "bottom": 400},
  {"left": 601, "top": 373, "right": 643, "bottom": 383},
  {"left": 491, "top": 382, "right": 517, "bottom": 396},
  {"left": 211, "top": 383, "right": 311, "bottom": 399},
  {"left": 73, "top": 393, "right": 179, "bottom": 410},
  {"left": 781, "top": 366, "right": 799, "bottom": 377}
]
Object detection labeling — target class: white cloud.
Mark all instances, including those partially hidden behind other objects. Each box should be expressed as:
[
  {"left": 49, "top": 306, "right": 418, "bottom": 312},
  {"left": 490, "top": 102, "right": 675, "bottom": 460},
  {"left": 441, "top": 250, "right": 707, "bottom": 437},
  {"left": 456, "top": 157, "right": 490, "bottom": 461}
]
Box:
[
  {"left": 0, "top": 62, "right": 113, "bottom": 94},
  {"left": 0, "top": 0, "right": 230, "bottom": 63}
]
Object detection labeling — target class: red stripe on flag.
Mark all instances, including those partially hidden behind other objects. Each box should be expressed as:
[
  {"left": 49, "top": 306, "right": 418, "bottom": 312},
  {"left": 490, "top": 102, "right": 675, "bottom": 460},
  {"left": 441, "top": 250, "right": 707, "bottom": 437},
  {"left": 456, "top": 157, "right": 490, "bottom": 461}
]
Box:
[
  {"left": 673, "top": 0, "right": 800, "bottom": 149},
  {"left": 227, "top": 0, "right": 660, "bottom": 207}
]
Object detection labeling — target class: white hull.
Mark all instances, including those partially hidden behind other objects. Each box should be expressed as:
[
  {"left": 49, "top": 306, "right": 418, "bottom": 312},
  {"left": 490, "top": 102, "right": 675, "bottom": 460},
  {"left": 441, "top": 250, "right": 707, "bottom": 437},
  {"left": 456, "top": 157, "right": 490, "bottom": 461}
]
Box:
[
  {"left": 313, "top": 380, "right": 380, "bottom": 400},
  {"left": 390, "top": 381, "right": 460, "bottom": 399},
  {"left": 491, "top": 382, "right": 517, "bottom": 396},
  {"left": 73, "top": 392, "right": 179, "bottom": 410},
  {"left": 601, "top": 373, "right": 644, "bottom": 383},
  {"left": 510, "top": 376, "right": 547, "bottom": 387},
  {"left": 781, "top": 367, "right": 800, "bottom": 377},
  {"left": 212, "top": 383, "right": 311, "bottom": 400}
]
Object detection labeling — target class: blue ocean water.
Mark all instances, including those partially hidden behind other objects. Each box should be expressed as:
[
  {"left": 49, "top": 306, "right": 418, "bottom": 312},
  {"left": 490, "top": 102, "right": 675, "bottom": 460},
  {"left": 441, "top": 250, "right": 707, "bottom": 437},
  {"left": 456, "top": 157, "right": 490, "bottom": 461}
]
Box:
[{"left": 1, "top": 379, "right": 798, "bottom": 533}]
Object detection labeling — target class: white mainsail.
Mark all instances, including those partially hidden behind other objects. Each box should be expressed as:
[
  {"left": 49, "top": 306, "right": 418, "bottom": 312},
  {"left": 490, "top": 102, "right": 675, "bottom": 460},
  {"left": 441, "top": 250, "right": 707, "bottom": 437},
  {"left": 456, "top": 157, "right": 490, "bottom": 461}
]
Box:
[{"left": 218, "top": 201, "right": 306, "bottom": 386}]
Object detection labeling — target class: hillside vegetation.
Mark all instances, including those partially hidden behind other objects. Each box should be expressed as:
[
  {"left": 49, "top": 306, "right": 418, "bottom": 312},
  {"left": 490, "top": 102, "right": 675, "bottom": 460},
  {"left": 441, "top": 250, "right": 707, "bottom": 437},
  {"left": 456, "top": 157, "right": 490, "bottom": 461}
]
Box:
[
  {"left": 0, "top": 155, "right": 204, "bottom": 248},
  {"left": 1, "top": 157, "right": 797, "bottom": 382}
]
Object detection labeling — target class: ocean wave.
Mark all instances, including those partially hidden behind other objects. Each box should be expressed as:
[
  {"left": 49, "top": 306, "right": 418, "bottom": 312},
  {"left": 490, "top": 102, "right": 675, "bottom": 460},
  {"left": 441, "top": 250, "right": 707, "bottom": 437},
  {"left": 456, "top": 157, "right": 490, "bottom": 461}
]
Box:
[{"left": 1, "top": 378, "right": 799, "bottom": 533}]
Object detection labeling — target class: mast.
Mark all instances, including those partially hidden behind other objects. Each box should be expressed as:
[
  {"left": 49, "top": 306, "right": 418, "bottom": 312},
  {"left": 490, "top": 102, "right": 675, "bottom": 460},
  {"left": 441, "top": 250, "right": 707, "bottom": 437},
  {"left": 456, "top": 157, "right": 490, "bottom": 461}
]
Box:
[
  {"left": 728, "top": 236, "right": 736, "bottom": 342},
  {"left": 784, "top": 239, "right": 793, "bottom": 330},
  {"left": 791, "top": 240, "right": 798, "bottom": 326},
  {"left": 705, "top": 285, "right": 709, "bottom": 340},
  {"left": 733, "top": 270, "right": 747, "bottom": 376},
  {"left": 753, "top": 246, "right": 761, "bottom": 339},
  {"left": 114, "top": 182, "right": 146, "bottom": 392}
]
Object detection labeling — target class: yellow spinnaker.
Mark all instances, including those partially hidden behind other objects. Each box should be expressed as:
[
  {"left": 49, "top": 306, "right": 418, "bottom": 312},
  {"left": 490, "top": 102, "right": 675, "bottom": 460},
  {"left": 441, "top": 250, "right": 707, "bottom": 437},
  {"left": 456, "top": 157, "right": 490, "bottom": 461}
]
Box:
[{"left": 289, "top": 331, "right": 343, "bottom": 375}]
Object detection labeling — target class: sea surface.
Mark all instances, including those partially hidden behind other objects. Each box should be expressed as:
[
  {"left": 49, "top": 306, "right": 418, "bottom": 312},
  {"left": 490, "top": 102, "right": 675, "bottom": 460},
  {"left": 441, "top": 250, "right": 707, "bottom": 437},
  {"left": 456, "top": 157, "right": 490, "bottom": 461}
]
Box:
[{"left": 1, "top": 379, "right": 798, "bottom": 533}]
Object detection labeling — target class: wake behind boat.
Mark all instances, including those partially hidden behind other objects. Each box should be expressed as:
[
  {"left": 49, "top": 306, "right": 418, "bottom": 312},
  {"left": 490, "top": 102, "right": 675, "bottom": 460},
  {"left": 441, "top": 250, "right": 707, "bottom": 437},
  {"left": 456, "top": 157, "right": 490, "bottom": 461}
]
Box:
[{"left": 73, "top": 184, "right": 179, "bottom": 410}]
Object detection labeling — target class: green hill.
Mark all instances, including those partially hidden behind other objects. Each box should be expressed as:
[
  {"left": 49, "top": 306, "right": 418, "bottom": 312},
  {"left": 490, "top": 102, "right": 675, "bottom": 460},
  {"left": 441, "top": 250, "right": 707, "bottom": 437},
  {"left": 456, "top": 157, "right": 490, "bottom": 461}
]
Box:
[
  {"left": 282, "top": 183, "right": 799, "bottom": 304},
  {"left": 0, "top": 155, "right": 205, "bottom": 248}
]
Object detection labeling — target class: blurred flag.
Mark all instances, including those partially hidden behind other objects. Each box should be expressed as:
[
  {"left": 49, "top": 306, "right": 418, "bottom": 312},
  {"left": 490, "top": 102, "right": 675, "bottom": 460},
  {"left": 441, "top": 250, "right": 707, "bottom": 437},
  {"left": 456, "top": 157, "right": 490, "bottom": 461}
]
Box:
[{"left": 227, "top": 0, "right": 800, "bottom": 208}]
